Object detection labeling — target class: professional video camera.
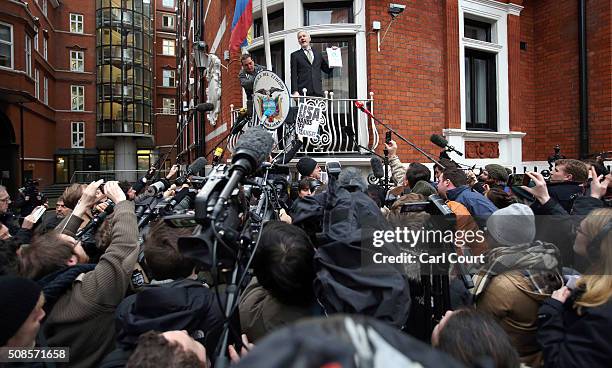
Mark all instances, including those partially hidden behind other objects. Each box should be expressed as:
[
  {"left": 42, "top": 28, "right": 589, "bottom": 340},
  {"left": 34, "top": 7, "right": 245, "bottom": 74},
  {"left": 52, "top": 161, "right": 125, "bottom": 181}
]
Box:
[{"left": 16, "top": 179, "right": 47, "bottom": 216}]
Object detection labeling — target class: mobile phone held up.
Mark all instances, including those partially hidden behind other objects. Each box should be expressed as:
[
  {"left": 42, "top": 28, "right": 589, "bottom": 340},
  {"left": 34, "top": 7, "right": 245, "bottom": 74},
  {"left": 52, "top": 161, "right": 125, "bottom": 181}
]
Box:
[
  {"left": 507, "top": 173, "right": 531, "bottom": 187},
  {"left": 385, "top": 131, "right": 392, "bottom": 144}
]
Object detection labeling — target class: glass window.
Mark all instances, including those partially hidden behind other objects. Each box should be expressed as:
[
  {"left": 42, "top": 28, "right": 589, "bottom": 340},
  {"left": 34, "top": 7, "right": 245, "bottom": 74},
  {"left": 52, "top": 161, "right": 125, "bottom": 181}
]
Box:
[
  {"left": 25, "top": 35, "right": 31, "bottom": 76},
  {"left": 253, "top": 10, "right": 283, "bottom": 38},
  {"left": 43, "top": 36, "right": 47, "bottom": 60},
  {"left": 34, "top": 69, "right": 39, "bottom": 99},
  {"left": 304, "top": 2, "right": 353, "bottom": 26},
  {"left": 465, "top": 49, "right": 497, "bottom": 130},
  {"left": 162, "top": 69, "right": 175, "bottom": 87},
  {"left": 70, "top": 14, "right": 84, "bottom": 34},
  {"left": 250, "top": 42, "right": 285, "bottom": 80},
  {"left": 162, "top": 98, "right": 175, "bottom": 114},
  {"left": 71, "top": 85, "right": 85, "bottom": 111},
  {"left": 70, "top": 50, "right": 84, "bottom": 72},
  {"left": 42, "top": 0, "right": 47, "bottom": 16},
  {"left": 162, "top": 14, "right": 174, "bottom": 29},
  {"left": 162, "top": 39, "right": 175, "bottom": 56},
  {"left": 43, "top": 77, "right": 48, "bottom": 104},
  {"left": 71, "top": 122, "right": 85, "bottom": 148},
  {"left": 162, "top": 0, "right": 175, "bottom": 8},
  {"left": 0, "top": 23, "right": 13, "bottom": 69},
  {"left": 464, "top": 19, "right": 491, "bottom": 42},
  {"left": 34, "top": 31, "right": 38, "bottom": 51}
]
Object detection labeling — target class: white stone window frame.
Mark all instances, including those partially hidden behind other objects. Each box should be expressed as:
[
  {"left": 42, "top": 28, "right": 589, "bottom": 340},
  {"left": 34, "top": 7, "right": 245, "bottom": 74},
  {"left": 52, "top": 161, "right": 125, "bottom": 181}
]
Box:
[
  {"left": 162, "top": 97, "right": 175, "bottom": 114},
  {"left": 70, "top": 50, "right": 84, "bottom": 72},
  {"left": 445, "top": 0, "right": 524, "bottom": 166},
  {"left": 71, "top": 85, "right": 85, "bottom": 111},
  {"left": 70, "top": 13, "right": 84, "bottom": 34},
  {"left": 0, "top": 22, "right": 14, "bottom": 70},
  {"left": 43, "top": 76, "right": 48, "bottom": 104},
  {"left": 25, "top": 34, "right": 32, "bottom": 76},
  {"left": 43, "top": 36, "right": 48, "bottom": 60},
  {"left": 162, "top": 39, "right": 175, "bottom": 56},
  {"left": 34, "top": 69, "right": 40, "bottom": 99},
  {"left": 162, "top": 69, "right": 175, "bottom": 87},
  {"left": 162, "top": 14, "right": 175, "bottom": 29},
  {"left": 71, "top": 121, "right": 85, "bottom": 148}
]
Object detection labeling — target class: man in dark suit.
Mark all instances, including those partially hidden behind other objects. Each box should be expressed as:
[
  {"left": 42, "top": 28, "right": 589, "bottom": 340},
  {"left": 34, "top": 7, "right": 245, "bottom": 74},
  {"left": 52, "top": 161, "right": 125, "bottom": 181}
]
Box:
[{"left": 290, "top": 31, "right": 333, "bottom": 97}]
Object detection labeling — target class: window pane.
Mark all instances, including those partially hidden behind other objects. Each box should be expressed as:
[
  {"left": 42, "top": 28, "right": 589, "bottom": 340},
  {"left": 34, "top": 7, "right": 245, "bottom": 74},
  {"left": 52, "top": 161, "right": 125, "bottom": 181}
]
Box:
[
  {"left": 0, "top": 44, "right": 11, "bottom": 67},
  {"left": 464, "top": 19, "right": 491, "bottom": 42},
  {"left": 474, "top": 58, "right": 487, "bottom": 124},
  {"left": 465, "top": 56, "right": 471, "bottom": 123},
  {"left": 306, "top": 8, "right": 351, "bottom": 25},
  {"left": 0, "top": 25, "right": 10, "bottom": 42}
]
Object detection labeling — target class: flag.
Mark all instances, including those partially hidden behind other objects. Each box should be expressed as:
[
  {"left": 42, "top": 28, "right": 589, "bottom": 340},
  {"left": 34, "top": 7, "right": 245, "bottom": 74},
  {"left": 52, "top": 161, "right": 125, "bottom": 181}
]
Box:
[{"left": 229, "top": 0, "right": 253, "bottom": 52}]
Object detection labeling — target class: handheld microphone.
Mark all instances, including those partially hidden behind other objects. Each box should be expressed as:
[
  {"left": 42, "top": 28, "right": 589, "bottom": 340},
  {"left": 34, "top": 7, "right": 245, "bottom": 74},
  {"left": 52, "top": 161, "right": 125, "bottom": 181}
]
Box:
[
  {"left": 211, "top": 126, "right": 275, "bottom": 219},
  {"left": 370, "top": 157, "right": 385, "bottom": 179},
  {"left": 430, "top": 134, "right": 464, "bottom": 156},
  {"left": 190, "top": 102, "right": 216, "bottom": 113},
  {"left": 175, "top": 157, "right": 208, "bottom": 186},
  {"left": 231, "top": 109, "right": 251, "bottom": 135},
  {"left": 212, "top": 147, "right": 224, "bottom": 165},
  {"left": 76, "top": 199, "right": 115, "bottom": 238},
  {"left": 354, "top": 101, "right": 374, "bottom": 119}
]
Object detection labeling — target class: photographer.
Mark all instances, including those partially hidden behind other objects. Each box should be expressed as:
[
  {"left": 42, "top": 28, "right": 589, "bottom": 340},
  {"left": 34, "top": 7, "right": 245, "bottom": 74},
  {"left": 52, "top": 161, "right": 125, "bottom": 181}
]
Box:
[
  {"left": 0, "top": 185, "right": 20, "bottom": 236},
  {"left": 17, "top": 180, "right": 139, "bottom": 368},
  {"left": 13, "top": 179, "right": 46, "bottom": 218}
]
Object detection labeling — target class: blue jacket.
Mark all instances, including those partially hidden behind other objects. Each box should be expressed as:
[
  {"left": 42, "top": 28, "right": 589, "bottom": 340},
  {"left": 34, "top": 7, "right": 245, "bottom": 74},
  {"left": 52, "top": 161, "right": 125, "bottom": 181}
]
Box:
[{"left": 447, "top": 185, "right": 498, "bottom": 227}]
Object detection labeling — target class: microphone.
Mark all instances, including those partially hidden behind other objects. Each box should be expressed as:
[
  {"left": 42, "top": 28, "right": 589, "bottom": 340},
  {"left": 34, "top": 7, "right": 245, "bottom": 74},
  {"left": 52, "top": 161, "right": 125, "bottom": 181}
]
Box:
[
  {"left": 354, "top": 101, "right": 374, "bottom": 119},
  {"left": 189, "top": 102, "right": 216, "bottom": 113},
  {"left": 76, "top": 200, "right": 115, "bottom": 238},
  {"left": 370, "top": 157, "right": 385, "bottom": 179},
  {"left": 211, "top": 126, "right": 274, "bottom": 219},
  {"left": 231, "top": 112, "right": 250, "bottom": 135},
  {"left": 276, "top": 139, "right": 302, "bottom": 165},
  {"left": 165, "top": 187, "right": 194, "bottom": 211},
  {"left": 175, "top": 157, "right": 208, "bottom": 186},
  {"left": 430, "top": 134, "right": 463, "bottom": 156}
]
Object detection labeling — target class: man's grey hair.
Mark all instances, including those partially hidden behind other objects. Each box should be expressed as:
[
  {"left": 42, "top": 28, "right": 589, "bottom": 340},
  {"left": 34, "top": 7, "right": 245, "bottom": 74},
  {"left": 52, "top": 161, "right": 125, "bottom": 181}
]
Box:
[
  {"left": 297, "top": 30, "right": 310, "bottom": 38},
  {"left": 0, "top": 185, "right": 6, "bottom": 194}
]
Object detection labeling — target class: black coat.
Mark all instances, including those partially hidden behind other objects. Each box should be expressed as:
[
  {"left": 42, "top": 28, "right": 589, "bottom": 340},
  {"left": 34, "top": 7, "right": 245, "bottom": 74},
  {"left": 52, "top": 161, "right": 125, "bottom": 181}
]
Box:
[
  {"left": 290, "top": 48, "right": 332, "bottom": 97},
  {"left": 537, "top": 297, "right": 612, "bottom": 368}
]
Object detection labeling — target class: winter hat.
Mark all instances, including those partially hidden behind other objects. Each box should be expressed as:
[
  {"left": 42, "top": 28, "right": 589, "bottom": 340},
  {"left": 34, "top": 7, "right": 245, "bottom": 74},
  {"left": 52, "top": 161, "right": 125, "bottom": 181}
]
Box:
[
  {"left": 485, "top": 164, "right": 509, "bottom": 183},
  {"left": 486, "top": 203, "right": 536, "bottom": 246},
  {"left": 0, "top": 276, "right": 42, "bottom": 346},
  {"left": 410, "top": 180, "right": 437, "bottom": 197},
  {"left": 296, "top": 157, "right": 317, "bottom": 177}
]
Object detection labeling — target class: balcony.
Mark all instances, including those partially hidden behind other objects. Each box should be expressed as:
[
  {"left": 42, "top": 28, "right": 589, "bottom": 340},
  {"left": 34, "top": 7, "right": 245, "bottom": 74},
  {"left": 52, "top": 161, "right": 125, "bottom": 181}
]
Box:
[{"left": 227, "top": 92, "right": 379, "bottom": 156}]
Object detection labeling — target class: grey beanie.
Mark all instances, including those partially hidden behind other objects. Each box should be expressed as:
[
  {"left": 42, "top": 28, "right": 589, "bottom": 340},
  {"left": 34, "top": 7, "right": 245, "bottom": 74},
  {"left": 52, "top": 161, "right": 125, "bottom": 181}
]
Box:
[{"left": 486, "top": 203, "right": 536, "bottom": 246}]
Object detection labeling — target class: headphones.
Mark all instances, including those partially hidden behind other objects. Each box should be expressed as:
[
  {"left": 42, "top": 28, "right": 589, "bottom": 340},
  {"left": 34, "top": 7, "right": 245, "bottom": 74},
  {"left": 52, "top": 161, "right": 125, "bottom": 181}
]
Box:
[{"left": 587, "top": 221, "right": 612, "bottom": 261}]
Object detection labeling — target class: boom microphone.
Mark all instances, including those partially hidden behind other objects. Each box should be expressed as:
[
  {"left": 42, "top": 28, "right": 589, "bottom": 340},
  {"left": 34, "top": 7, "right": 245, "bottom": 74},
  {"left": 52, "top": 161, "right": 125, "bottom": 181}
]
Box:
[
  {"left": 370, "top": 157, "right": 385, "bottom": 179},
  {"left": 211, "top": 126, "right": 275, "bottom": 219},
  {"left": 354, "top": 101, "right": 374, "bottom": 119},
  {"left": 430, "top": 134, "right": 463, "bottom": 156},
  {"left": 191, "top": 102, "right": 216, "bottom": 112},
  {"left": 175, "top": 157, "right": 208, "bottom": 186}
]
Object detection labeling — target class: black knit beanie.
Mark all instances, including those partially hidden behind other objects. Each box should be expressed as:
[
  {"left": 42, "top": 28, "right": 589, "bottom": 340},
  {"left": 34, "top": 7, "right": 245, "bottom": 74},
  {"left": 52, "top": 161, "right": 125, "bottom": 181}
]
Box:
[
  {"left": 0, "top": 276, "right": 42, "bottom": 346},
  {"left": 296, "top": 157, "right": 317, "bottom": 177}
]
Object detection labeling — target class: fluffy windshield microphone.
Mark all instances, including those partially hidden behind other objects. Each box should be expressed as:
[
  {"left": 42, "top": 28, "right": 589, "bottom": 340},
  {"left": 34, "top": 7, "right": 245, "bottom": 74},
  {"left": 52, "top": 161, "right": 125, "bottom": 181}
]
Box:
[
  {"left": 175, "top": 157, "right": 208, "bottom": 186},
  {"left": 212, "top": 126, "right": 274, "bottom": 219},
  {"left": 370, "top": 157, "right": 385, "bottom": 179}
]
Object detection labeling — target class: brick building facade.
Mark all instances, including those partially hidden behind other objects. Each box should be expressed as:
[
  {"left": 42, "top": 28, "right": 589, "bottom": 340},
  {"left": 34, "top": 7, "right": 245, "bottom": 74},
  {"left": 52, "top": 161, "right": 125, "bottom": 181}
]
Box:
[
  {"left": 0, "top": 0, "right": 179, "bottom": 194},
  {"left": 189, "top": 0, "right": 610, "bottom": 172}
]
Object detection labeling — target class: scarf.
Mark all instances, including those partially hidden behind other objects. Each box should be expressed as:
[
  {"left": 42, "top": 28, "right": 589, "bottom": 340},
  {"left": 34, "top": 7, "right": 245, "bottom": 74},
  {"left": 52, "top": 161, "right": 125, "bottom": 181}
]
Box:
[{"left": 37, "top": 264, "right": 96, "bottom": 313}]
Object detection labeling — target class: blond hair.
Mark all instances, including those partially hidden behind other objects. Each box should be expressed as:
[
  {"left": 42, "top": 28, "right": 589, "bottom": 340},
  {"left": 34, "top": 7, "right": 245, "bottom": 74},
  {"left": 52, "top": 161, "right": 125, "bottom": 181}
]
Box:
[{"left": 574, "top": 208, "right": 612, "bottom": 312}]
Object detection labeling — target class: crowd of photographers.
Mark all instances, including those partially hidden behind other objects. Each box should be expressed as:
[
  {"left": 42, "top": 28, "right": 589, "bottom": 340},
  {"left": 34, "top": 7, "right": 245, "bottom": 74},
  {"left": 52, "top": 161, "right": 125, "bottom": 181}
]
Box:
[{"left": 0, "top": 137, "right": 611, "bottom": 368}]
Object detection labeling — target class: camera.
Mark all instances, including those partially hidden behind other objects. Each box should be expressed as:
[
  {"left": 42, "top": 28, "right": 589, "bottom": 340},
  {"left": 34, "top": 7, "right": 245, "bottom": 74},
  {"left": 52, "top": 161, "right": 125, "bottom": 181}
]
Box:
[{"left": 389, "top": 3, "right": 406, "bottom": 16}]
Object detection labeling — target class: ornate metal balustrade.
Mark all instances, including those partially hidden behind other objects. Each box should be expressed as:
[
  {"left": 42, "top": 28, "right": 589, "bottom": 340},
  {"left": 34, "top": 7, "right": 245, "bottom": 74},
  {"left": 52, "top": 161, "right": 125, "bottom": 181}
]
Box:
[{"left": 228, "top": 92, "right": 379, "bottom": 156}]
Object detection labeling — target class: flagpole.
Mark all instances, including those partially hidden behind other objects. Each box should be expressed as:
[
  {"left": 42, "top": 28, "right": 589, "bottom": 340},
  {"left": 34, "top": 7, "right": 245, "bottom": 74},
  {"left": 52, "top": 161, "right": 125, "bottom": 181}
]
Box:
[{"left": 261, "top": 0, "right": 272, "bottom": 70}]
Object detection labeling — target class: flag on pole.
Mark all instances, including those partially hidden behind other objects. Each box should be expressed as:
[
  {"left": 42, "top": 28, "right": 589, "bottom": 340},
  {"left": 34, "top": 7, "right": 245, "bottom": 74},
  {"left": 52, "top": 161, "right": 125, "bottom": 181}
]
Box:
[{"left": 229, "top": 0, "right": 253, "bottom": 52}]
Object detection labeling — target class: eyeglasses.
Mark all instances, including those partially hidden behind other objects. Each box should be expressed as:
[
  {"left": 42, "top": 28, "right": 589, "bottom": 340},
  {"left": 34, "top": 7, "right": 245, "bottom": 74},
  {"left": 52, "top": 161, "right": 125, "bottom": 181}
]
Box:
[{"left": 0, "top": 197, "right": 10, "bottom": 203}]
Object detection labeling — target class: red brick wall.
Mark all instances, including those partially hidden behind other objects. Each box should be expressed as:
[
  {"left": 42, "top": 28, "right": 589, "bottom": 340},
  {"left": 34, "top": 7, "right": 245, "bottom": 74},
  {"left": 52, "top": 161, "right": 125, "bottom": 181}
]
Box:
[
  {"left": 519, "top": 1, "right": 537, "bottom": 161},
  {"left": 365, "top": 0, "right": 448, "bottom": 161}
]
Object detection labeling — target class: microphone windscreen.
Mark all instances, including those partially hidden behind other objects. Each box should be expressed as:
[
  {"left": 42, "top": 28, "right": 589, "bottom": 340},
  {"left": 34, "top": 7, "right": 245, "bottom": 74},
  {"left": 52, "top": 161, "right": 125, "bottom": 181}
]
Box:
[
  {"left": 195, "top": 102, "right": 215, "bottom": 112},
  {"left": 370, "top": 157, "right": 385, "bottom": 179},
  {"left": 338, "top": 167, "right": 368, "bottom": 192},
  {"left": 234, "top": 126, "right": 275, "bottom": 170},
  {"left": 430, "top": 134, "right": 449, "bottom": 148},
  {"left": 187, "top": 157, "right": 208, "bottom": 175}
]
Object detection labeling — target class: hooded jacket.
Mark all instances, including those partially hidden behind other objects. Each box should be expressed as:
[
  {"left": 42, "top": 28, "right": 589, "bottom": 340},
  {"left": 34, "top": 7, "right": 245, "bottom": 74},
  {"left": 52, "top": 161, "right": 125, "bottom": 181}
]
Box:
[
  {"left": 114, "top": 278, "right": 225, "bottom": 354},
  {"left": 446, "top": 185, "right": 498, "bottom": 227}
]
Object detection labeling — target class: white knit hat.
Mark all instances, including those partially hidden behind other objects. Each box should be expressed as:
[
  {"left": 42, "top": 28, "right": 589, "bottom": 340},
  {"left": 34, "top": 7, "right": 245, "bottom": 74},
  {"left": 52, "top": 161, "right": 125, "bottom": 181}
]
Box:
[{"left": 486, "top": 203, "right": 536, "bottom": 246}]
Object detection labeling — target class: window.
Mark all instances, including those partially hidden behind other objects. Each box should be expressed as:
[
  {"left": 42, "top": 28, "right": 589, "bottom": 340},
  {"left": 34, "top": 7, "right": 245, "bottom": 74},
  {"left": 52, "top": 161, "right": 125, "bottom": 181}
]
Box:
[
  {"left": 25, "top": 35, "right": 31, "bottom": 76},
  {"left": 250, "top": 42, "right": 285, "bottom": 81},
  {"left": 162, "top": 15, "right": 175, "bottom": 29},
  {"left": 162, "top": 39, "right": 175, "bottom": 56},
  {"left": 464, "top": 19, "right": 491, "bottom": 42},
  {"left": 34, "top": 32, "right": 38, "bottom": 51},
  {"left": 34, "top": 69, "right": 39, "bottom": 99},
  {"left": 43, "top": 36, "right": 47, "bottom": 60},
  {"left": 43, "top": 77, "right": 48, "bottom": 104},
  {"left": 304, "top": 2, "right": 353, "bottom": 26},
  {"left": 70, "top": 50, "right": 84, "bottom": 72},
  {"left": 71, "top": 85, "right": 84, "bottom": 111},
  {"left": 70, "top": 14, "right": 84, "bottom": 34},
  {"left": 162, "top": 0, "right": 175, "bottom": 8},
  {"left": 162, "top": 98, "right": 175, "bottom": 114},
  {"left": 254, "top": 10, "right": 283, "bottom": 38},
  {"left": 0, "top": 22, "right": 13, "bottom": 69},
  {"left": 42, "top": 0, "right": 47, "bottom": 17},
  {"left": 465, "top": 49, "right": 497, "bottom": 130},
  {"left": 71, "top": 122, "right": 85, "bottom": 148},
  {"left": 162, "top": 70, "right": 175, "bottom": 87}
]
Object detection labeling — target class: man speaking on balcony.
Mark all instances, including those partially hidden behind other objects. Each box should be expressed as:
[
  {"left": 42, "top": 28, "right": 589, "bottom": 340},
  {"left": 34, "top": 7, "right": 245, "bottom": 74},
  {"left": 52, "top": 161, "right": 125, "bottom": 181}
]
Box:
[{"left": 290, "top": 30, "right": 333, "bottom": 97}]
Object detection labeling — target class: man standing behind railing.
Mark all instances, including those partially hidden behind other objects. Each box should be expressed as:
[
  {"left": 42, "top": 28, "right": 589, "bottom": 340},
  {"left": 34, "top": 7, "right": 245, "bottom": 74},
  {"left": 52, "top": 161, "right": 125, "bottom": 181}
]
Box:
[
  {"left": 290, "top": 30, "right": 333, "bottom": 97},
  {"left": 239, "top": 54, "right": 265, "bottom": 116}
]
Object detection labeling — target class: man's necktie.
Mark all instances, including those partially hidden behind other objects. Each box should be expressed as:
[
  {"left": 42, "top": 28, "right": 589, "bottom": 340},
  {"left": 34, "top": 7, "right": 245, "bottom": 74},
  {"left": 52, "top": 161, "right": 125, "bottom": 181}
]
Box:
[{"left": 306, "top": 49, "right": 313, "bottom": 64}]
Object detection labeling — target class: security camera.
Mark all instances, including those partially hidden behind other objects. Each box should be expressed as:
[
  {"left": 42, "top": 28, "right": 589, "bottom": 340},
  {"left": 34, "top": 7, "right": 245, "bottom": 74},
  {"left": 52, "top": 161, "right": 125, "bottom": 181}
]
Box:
[{"left": 388, "top": 3, "right": 406, "bottom": 16}]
